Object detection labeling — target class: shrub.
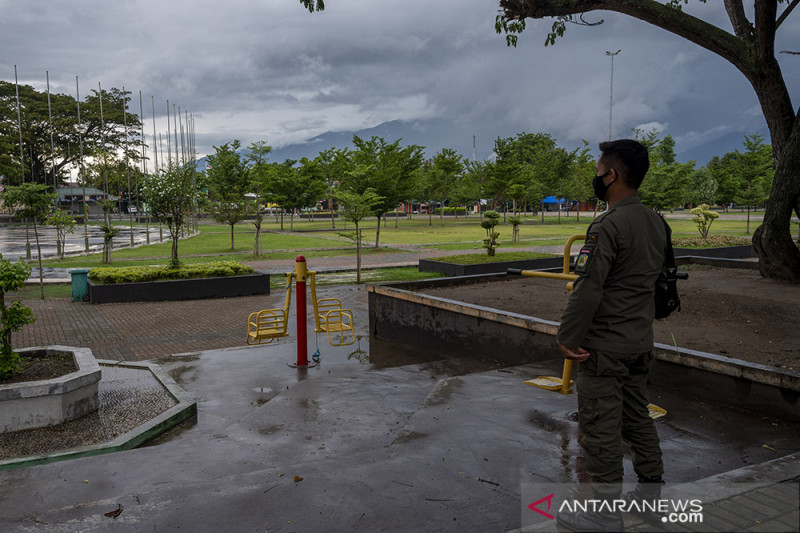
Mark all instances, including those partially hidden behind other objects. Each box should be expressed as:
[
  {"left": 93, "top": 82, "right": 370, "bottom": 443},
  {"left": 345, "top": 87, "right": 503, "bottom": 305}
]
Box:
[
  {"left": 0, "top": 256, "right": 36, "bottom": 379},
  {"left": 481, "top": 211, "right": 501, "bottom": 256},
  {"left": 690, "top": 203, "right": 719, "bottom": 239},
  {"left": 89, "top": 261, "right": 255, "bottom": 285}
]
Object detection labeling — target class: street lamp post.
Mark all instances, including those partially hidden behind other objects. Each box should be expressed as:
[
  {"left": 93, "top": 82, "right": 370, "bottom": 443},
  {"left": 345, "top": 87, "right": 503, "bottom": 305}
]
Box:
[{"left": 606, "top": 49, "right": 621, "bottom": 140}]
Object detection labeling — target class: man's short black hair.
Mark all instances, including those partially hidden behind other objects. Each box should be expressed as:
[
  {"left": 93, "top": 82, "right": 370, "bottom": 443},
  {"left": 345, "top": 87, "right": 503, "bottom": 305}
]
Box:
[{"left": 598, "top": 139, "right": 650, "bottom": 189}]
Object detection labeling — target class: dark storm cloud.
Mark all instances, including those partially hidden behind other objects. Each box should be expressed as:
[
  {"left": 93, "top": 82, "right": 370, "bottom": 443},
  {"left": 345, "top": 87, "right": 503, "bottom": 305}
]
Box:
[{"left": 0, "top": 0, "right": 797, "bottom": 158}]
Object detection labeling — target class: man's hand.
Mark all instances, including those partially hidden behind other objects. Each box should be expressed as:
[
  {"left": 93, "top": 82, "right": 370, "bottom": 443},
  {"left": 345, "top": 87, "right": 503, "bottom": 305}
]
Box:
[{"left": 557, "top": 340, "right": 591, "bottom": 362}]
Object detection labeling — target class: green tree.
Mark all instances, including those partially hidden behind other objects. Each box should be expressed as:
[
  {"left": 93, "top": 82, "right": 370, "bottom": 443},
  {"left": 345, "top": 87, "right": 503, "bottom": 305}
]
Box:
[
  {"left": 426, "top": 148, "right": 465, "bottom": 226},
  {"left": 45, "top": 210, "right": 77, "bottom": 260},
  {"left": 245, "top": 141, "right": 273, "bottom": 256},
  {"left": 141, "top": 167, "right": 196, "bottom": 268},
  {"left": 707, "top": 152, "right": 740, "bottom": 209},
  {"left": 561, "top": 143, "right": 596, "bottom": 221},
  {"left": 636, "top": 131, "right": 694, "bottom": 212},
  {"left": 493, "top": 0, "right": 800, "bottom": 281},
  {"left": 263, "top": 159, "right": 296, "bottom": 231},
  {"left": 0, "top": 183, "right": 56, "bottom": 299},
  {"left": 0, "top": 83, "right": 143, "bottom": 187},
  {"left": 286, "top": 157, "right": 328, "bottom": 230},
  {"left": 349, "top": 135, "right": 424, "bottom": 248},
  {"left": 206, "top": 141, "right": 250, "bottom": 250},
  {"left": 735, "top": 135, "right": 773, "bottom": 233},
  {"left": 0, "top": 255, "right": 35, "bottom": 379},
  {"left": 316, "top": 148, "right": 352, "bottom": 229},
  {"left": 491, "top": 132, "right": 565, "bottom": 221},
  {"left": 689, "top": 167, "right": 719, "bottom": 207},
  {"left": 97, "top": 198, "right": 119, "bottom": 264},
  {"left": 454, "top": 160, "right": 489, "bottom": 217},
  {"left": 335, "top": 185, "right": 384, "bottom": 283}
]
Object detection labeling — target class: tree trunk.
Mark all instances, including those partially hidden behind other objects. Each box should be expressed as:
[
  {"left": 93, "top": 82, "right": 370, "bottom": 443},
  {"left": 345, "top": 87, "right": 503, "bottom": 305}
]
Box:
[
  {"left": 746, "top": 207, "right": 751, "bottom": 234},
  {"left": 253, "top": 217, "right": 262, "bottom": 256},
  {"left": 752, "top": 114, "right": 800, "bottom": 283},
  {"left": 171, "top": 235, "right": 179, "bottom": 268},
  {"left": 329, "top": 197, "right": 336, "bottom": 229},
  {"left": 375, "top": 213, "right": 382, "bottom": 249},
  {"left": 32, "top": 220, "right": 44, "bottom": 300},
  {"left": 230, "top": 223, "right": 235, "bottom": 251},
  {"left": 356, "top": 228, "right": 362, "bottom": 284}
]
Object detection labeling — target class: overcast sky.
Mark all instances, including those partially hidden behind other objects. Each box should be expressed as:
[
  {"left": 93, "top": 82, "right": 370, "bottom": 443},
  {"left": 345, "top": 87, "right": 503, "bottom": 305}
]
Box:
[{"left": 1, "top": 0, "right": 798, "bottom": 161}]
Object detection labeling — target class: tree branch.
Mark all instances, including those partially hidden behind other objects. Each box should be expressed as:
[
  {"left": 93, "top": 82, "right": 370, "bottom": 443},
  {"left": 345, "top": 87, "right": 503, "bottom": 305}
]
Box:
[
  {"left": 723, "top": 0, "right": 753, "bottom": 40},
  {"left": 754, "top": 0, "right": 778, "bottom": 61},
  {"left": 499, "top": 0, "right": 754, "bottom": 73},
  {"left": 777, "top": 0, "right": 800, "bottom": 29}
]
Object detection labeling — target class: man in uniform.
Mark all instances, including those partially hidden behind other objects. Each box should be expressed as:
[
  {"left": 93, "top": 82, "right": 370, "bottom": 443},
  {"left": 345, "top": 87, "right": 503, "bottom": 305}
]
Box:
[{"left": 555, "top": 139, "right": 666, "bottom": 531}]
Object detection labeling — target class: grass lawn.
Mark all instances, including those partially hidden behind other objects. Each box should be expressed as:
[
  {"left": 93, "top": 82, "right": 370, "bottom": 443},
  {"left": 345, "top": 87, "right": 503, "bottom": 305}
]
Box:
[{"left": 31, "top": 212, "right": 759, "bottom": 272}]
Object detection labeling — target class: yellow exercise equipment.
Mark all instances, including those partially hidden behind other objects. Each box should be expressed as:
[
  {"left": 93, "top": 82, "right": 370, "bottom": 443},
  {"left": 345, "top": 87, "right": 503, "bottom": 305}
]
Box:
[
  {"left": 309, "top": 271, "right": 355, "bottom": 347},
  {"left": 247, "top": 273, "right": 293, "bottom": 345},
  {"left": 510, "top": 235, "right": 666, "bottom": 419}
]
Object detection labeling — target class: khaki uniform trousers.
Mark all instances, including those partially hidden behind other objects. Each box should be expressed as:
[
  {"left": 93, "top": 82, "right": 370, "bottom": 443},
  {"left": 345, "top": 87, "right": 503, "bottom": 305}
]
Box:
[{"left": 576, "top": 349, "right": 664, "bottom": 484}]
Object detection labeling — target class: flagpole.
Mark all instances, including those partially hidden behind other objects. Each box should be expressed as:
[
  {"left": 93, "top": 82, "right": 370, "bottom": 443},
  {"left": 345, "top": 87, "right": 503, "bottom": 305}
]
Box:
[
  {"left": 166, "top": 99, "right": 172, "bottom": 169},
  {"left": 151, "top": 95, "right": 159, "bottom": 173},
  {"left": 121, "top": 87, "right": 133, "bottom": 246},
  {"left": 46, "top": 71, "right": 58, "bottom": 198},
  {"left": 158, "top": 133, "right": 164, "bottom": 241},
  {"left": 173, "top": 103, "right": 179, "bottom": 167},
  {"left": 178, "top": 105, "right": 185, "bottom": 165},
  {"left": 14, "top": 66, "right": 32, "bottom": 260},
  {"left": 76, "top": 76, "right": 89, "bottom": 252},
  {"left": 140, "top": 90, "right": 149, "bottom": 244}
]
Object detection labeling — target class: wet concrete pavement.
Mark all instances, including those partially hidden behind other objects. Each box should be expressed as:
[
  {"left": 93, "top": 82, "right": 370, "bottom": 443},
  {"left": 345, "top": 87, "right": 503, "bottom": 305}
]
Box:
[
  {"left": 0, "top": 224, "right": 166, "bottom": 263},
  {"left": 1, "top": 284, "right": 799, "bottom": 531}
]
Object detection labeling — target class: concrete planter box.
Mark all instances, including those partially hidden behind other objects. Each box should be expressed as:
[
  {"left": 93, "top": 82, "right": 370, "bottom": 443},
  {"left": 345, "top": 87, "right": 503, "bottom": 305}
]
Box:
[
  {"left": 0, "top": 346, "right": 101, "bottom": 433},
  {"left": 419, "top": 245, "right": 756, "bottom": 276},
  {"left": 87, "top": 273, "right": 269, "bottom": 304}
]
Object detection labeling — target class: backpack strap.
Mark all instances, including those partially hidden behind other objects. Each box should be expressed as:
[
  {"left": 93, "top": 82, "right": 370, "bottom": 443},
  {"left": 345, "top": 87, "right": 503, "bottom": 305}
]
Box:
[{"left": 660, "top": 216, "right": 681, "bottom": 313}]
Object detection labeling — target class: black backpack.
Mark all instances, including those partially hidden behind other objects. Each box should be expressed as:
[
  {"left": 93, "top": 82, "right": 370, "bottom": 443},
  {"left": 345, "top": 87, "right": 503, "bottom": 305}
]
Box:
[{"left": 654, "top": 218, "right": 687, "bottom": 319}]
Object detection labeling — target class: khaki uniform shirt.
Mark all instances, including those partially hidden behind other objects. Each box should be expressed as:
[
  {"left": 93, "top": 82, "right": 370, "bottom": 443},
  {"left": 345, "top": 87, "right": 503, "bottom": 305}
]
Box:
[{"left": 556, "top": 195, "right": 666, "bottom": 353}]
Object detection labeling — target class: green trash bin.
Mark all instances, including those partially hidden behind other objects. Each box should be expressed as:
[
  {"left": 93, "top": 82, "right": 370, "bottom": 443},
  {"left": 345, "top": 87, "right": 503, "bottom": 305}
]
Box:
[{"left": 71, "top": 269, "right": 90, "bottom": 302}]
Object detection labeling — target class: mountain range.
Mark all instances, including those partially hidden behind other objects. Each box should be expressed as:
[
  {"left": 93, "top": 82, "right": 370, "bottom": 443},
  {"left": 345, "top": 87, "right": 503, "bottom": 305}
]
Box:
[{"left": 199, "top": 118, "right": 767, "bottom": 169}]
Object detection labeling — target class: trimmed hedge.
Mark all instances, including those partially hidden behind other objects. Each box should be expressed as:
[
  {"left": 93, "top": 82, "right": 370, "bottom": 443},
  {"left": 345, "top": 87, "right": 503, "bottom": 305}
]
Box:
[
  {"left": 671, "top": 236, "right": 751, "bottom": 248},
  {"left": 88, "top": 261, "right": 255, "bottom": 285}
]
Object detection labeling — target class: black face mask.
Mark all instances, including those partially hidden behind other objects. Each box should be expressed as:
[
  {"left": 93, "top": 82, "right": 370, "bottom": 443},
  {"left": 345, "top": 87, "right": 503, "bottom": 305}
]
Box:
[{"left": 592, "top": 170, "right": 612, "bottom": 201}]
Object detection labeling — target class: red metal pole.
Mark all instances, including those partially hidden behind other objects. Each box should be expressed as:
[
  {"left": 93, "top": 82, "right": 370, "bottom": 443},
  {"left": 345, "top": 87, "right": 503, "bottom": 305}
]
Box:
[{"left": 294, "top": 255, "right": 309, "bottom": 366}]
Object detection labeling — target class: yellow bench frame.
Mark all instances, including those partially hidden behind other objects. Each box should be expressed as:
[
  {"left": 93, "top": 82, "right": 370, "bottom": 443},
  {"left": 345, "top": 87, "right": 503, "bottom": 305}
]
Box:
[
  {"left": 246, "top": 273, "right": 293, "bottom": 345},
  {"left": 309, "top": 272, "right": 355, "bottom": 347}
]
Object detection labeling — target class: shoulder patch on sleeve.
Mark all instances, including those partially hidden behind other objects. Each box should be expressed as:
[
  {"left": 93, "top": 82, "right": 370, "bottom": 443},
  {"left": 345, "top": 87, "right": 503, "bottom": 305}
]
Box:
[{"left": 575, "top": 232, "right": 599, "bottom": 275}]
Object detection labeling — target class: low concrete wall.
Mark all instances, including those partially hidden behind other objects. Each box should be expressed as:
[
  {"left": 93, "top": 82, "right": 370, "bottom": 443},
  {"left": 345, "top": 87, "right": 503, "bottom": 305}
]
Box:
[
  {"left": 367, "top": 274, "right": 800, "bottom": 422},
  {"left": 419, "top": 245, "right": 756, "bottom": 276},
  {"left": 0, "top": 346, "right": 100, "bottom": 433},
  {"left": 88, "top": 273, "right": 269, "bottom": 304},
  {"left": 369, "top": 283, "right": 562, "bottom": 367},
  {"left": 419, "top": 256, "right": 564, "bottom": 277},
  {"left": 674, "top": 245, "right": 756, "bottom": 259}
]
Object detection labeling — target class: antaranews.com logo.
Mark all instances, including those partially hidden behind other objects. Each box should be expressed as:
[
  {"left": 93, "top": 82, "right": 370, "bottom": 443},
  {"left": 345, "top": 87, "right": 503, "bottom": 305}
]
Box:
[
  {"left": 521, "top": 482, "right": 800, "bottom": 532},
  {"left": 527, "top": 492, "right": 703, "bottom": 524}
]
